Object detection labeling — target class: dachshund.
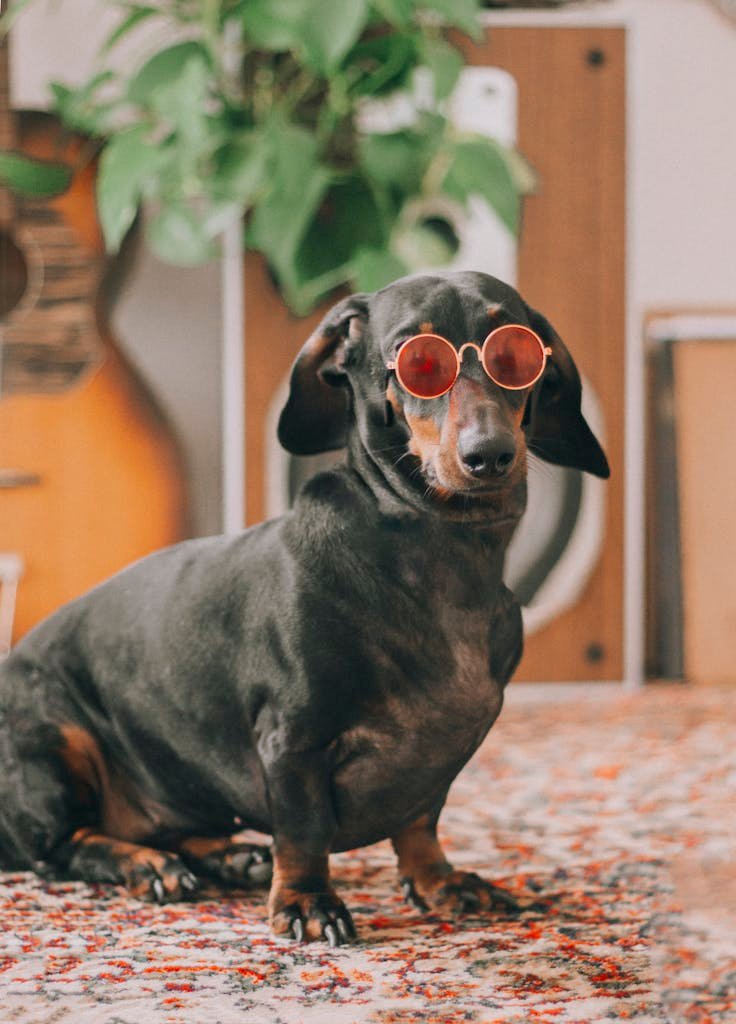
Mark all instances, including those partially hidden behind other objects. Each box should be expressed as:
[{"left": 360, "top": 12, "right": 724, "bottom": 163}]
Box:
[{"left": 0, "top": 271, "right": 609, "bottom": 945}]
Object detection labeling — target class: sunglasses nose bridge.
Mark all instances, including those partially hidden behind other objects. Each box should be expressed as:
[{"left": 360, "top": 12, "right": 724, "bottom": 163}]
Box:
[{"left": 457, "top": 342, "right": 483, "bottom": 366}]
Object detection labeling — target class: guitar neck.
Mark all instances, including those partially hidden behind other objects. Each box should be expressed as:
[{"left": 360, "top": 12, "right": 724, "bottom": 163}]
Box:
[
  {"left": 0, "top": 23, "right": 15, "bottom": 148},
  {"left": 0, "top": 28, "right": 16, "bottom": 222}
]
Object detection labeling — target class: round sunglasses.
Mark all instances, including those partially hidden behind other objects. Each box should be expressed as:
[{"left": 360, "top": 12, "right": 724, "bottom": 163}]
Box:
[{"left": 386, "top": 324, "right": 552, "bottom": 399}]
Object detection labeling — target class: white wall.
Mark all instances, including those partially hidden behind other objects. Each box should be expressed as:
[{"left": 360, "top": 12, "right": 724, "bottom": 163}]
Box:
[{"left": 621, "top": 0, "right": 736, "bottom": 311}]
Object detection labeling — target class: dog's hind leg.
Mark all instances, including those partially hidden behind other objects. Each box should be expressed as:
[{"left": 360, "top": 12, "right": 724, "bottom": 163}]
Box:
[
  {"left": 0, "top": 713, "right": 194, "bottom": 904},
  {"left": 0, "top": 710, "right": 83, "bottom": 872}
]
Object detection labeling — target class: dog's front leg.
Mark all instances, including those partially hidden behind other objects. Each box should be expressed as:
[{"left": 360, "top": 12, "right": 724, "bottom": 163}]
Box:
[
  {"left": 392, "top": 810, "right": 519, "bottom": 917},
  {"left": 264, "top": 751, "right": 356, "bottom": 945}
]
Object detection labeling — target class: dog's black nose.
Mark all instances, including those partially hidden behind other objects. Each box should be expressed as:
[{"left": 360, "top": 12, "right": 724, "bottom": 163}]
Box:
[{"left": 458, "top": 430, "right": 516, "bottom": 478}]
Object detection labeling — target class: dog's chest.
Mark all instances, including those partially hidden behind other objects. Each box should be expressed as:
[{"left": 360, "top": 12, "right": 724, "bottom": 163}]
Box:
[
  {"left": 439, "top": 603, "right": 496, "bottom": 706},
  {"left": 331, "top": 599, "right": 503, "bottom": 839}
]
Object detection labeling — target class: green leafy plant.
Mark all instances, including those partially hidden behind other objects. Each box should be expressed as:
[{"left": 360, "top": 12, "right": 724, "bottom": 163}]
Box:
[{"left": 0, "top": 0, "right": 534, "bottom": 314}]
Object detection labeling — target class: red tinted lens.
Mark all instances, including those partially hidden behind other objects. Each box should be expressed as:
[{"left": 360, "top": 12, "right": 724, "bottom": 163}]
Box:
[
  {"left": 396, "top": 334, "right": 458, "bottom": 398},
  {"left": 482, "top": 325, "right": 544, "bottom": 389}
]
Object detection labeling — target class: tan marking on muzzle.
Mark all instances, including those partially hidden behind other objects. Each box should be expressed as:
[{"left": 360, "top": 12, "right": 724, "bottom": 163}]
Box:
[{"left": 405, "top": 411, "right": 441, "bottom": 462}]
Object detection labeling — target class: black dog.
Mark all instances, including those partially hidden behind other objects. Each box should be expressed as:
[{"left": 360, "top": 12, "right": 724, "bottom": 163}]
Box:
[{"left": 0, "top": 272, "right": 608, "bottom": 945}]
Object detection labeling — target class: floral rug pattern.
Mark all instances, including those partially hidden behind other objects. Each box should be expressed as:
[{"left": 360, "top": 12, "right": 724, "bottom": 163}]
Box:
[{"left": 1, "top": 684, "right": 733, "bottom": 1023}]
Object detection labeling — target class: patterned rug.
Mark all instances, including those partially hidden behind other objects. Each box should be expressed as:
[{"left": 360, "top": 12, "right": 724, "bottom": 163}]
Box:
[{"left": 1, "top": 683, "right": 733, "bottom": 1024}]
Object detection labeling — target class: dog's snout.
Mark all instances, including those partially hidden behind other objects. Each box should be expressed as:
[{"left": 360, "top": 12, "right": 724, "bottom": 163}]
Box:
[{"left": 458, "top": 429, "right": 516, "bottom": 479}]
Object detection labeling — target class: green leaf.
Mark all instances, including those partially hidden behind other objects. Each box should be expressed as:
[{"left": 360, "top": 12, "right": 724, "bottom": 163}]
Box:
[
  {"left": 441, "top": 137, "right": 520, "bottom": 234},
  {"left": 127, "top": 41, "right": 212, "bottom": 107},
  {"left": 504, "top": 148, "right": 538, "bottom": 196},
  {"left": 153, "top": 53, "right": 210, "bottom": 111},
  {"left": 299, "top": 0, "right": 371, "bottom": 73},
  {"left": 246, "top": 122, "right": 329, "bottom": 276},
  {"left": 50, "top": 73, "right": 119, "bottom": 136},
  {"left": 247, "top": 168, "right": 331, "bottom": 284},
  {"left": 96, "top": 126, "right": 163, "bottom": 252},
  {"left": 211, "top": 133, "right": 270, "bottom": 206},
  {"left": 272, "top": 174, "right": 390, "bottom": 312},
  {"left": 201, "top": 200, "right": 242, "bottom": 237},
  {"left": 149, "top": 55, "right": 211, "bottom": 133},
  {"left": 393, "top": 215, "right": 459, "bottom": 268},
  {"left": 0, "top": 151, "right": 71, "bottom": 197},
  {"left": 241, "top": 0, "right": 311, "bottom": 51},
  {"left": 358, "top": 130, "right": 430, "bottom": 195},
  {"left": 147, "top": 203, "right": 217, "bottom": 265},
  {"left": 420, "top": 35, "right": 463, "bottom": 100},
  {"left": 101, "top": 5, "right": 160, "bottom": 55},
  {"left": 352, "top": 246, "right": 408, "bottom": 291},
  {"left": 419, "top": 0, "right": 482, "bottom": 40},
  {"left": 283, "top": 264, "right": 354, "bottom": 317},
  {"left": 349, "top": 33, "right": 419, "bottom": 97},
  {"left": 369, "top": 0, "right": 414, "bottom": 28},
  {"left": 295, "top": 174, "right": 386, "bottom": 282},
  {"left": 243, "top": 0, "right": 370, "bottom": 71},
  {"left": 265, "top": 119, "right": 320, "bottom": 198}
]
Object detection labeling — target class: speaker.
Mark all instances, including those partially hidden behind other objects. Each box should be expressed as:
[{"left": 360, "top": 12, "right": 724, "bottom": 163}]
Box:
[{"left": 244, "top": 25, "right": 626, "bottom": 683}]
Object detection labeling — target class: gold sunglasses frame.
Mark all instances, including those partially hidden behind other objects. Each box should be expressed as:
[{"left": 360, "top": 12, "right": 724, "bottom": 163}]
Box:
[{"left": 386, "top": 325, "right": 552, "bottom": 399}]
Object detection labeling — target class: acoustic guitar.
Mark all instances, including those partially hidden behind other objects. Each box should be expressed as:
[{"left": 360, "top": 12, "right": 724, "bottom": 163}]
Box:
[{"left": 0, "top": 32, "right": 189, "bottom": 648}]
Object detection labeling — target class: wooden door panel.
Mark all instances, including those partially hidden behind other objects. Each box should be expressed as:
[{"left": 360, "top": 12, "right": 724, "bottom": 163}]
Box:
[{"left": 457, "top": 28, "right": 626, "bottom": 681}]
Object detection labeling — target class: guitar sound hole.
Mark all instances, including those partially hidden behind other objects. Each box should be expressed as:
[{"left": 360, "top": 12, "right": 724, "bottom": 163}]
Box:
[{"left": 0, "top": 228, "right": 29, "bottom": 319}]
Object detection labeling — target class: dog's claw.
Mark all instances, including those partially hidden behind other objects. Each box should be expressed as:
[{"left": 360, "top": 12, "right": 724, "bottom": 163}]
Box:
[
  {"left": 442, "top": 877, "right": 521, "bottom": 916},
  {"left": 152, "top": 878, "right": 165, "bottom": 903},
  {"left": 459, "top": 890, "right": 481, "bottom": 913},
  {"left": 401, "top": 877, "right": 430, "bottom": 912},
  {"left": 491, "top": 886, "right": 521, "bottom": 915},
  {"left": 272, "top": 891, "right": 356, "bottom": 944},
  {"left": 399, "top": 869, "right": 522, "bottom": 918},
  {"left": 181, "top": 872, "right": 198, "bottom": 892},
  {"left": 229, "top": 851, "right": 252, "bottom": 875}
]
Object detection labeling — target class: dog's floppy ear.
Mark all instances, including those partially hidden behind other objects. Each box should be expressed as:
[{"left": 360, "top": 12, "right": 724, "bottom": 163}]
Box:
[
  {"left": 522, "top": 305, "right": 610, "bottom": 479},
  {"left": 278, "top": 294, "right": 369, "bottom": 455}
]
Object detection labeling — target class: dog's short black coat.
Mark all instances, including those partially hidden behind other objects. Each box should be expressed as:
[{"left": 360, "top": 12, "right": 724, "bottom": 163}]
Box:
[{"left": 0, "top": 272, "right": 608, "bottom": 944}]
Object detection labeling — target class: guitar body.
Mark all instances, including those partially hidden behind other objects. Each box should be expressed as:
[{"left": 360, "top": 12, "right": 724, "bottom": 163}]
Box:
[{"left": 0, "top": 111, "right": 188, "bottom": 643}]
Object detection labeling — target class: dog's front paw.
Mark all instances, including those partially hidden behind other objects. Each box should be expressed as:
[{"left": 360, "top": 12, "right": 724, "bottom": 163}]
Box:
[
  {"left": 116, "top": 851, "right": 199, "bottom": 903},
  {"left": 401, "top": 869, "right": 519, "bottom": 917},
  {"left": 64, "top": 834, "right": 200, "bottom": 904},
  {"left": 269, "top": 887, "right": 357, "bottom": 945}
]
